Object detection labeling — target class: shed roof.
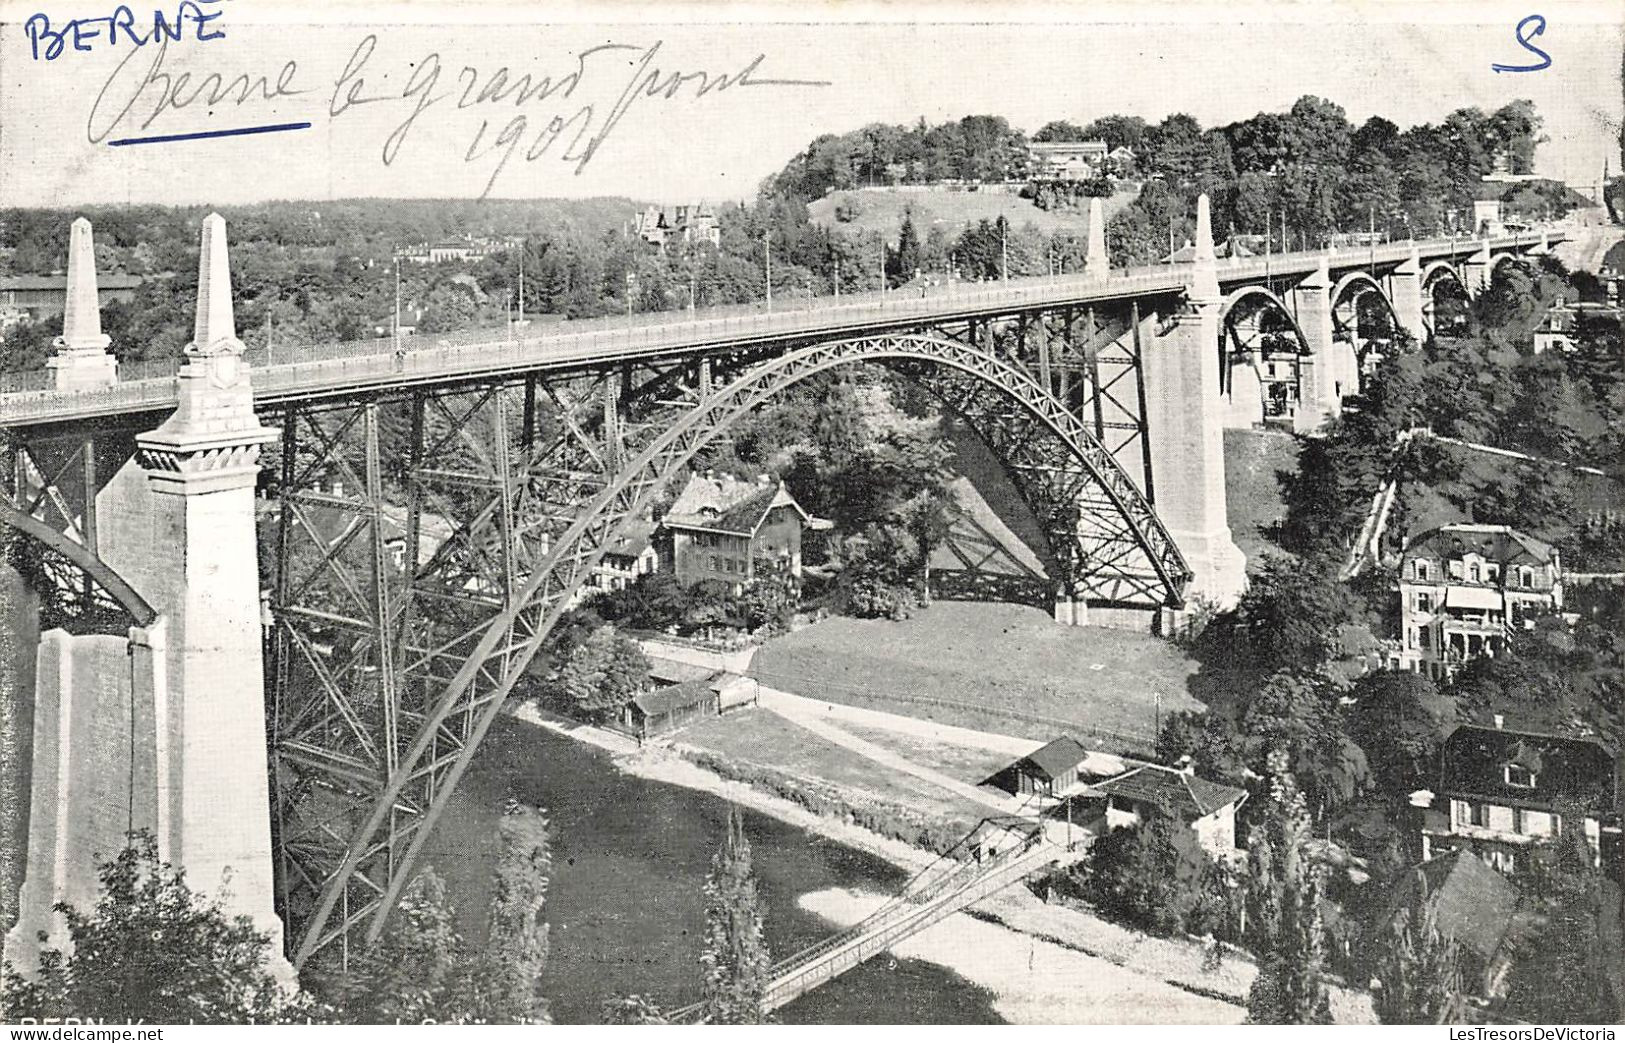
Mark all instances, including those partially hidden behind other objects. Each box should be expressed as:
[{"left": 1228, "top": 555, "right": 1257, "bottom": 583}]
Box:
[
  {"left": 630, "top": 679, "right": 717, "bottom": 718},
  {"left": 1017, "top": 736, "right": 1090, "bottom": 781},
  {"left": 1385, "top": 850, "right": 1519, "bottom": 962},
  {"left": 646, "top": 656, "right": 716, "bottom": 686}
]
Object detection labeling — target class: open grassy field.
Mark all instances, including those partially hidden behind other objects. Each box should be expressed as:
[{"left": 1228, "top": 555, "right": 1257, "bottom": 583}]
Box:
[
  {"left": 830, "top": 720, "right": 1019, "bottom": 787},
  {"left": 748, "top": 601, "right": 1198, "bottom": 748},
  {"left": 1223, "top": 426, "right": 1298, "bottom": 568},
  {"left": 676, "top": 708, "right": 993, "bottom": 825},
  {"left": 807, "top": 186, "right": 1137, "bottom": 239}
]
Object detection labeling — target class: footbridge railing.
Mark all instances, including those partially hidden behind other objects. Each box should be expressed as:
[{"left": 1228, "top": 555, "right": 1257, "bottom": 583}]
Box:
[{"left": 667, "top": 817, "right": 1058, "bottom": 1022}]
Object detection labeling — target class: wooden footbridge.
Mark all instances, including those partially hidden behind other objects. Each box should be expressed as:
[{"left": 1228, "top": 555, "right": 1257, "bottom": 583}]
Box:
[{"left": 669, "top": 817, "right": 1080, "bottom": 1021}]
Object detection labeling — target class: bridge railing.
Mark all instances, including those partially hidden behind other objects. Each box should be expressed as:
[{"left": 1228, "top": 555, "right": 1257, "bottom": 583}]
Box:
[
  {"left": 760, "top": 837, "right": 1057, "bottom": 1011},
  {"left": 0, "top": 267, "right": 1187, "bottom": 418},
  {"left": 0, "top": 233, "right": 1562, "bottom": 420}
]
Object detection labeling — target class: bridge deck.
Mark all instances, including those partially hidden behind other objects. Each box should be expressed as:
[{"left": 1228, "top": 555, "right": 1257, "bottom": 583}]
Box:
[{"left": 0, "top": 234, "right": 1550, "bottom": 428}]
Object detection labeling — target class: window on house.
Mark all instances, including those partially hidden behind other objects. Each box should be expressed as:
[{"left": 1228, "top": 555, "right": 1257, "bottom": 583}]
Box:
[
  {"left": 1487, "top": 563, "right": 1499, "bottom": 582},
  {"left": 1520, "top": 567, "right": 1534, "bottom": 587},
  {"left": 1417, "top": 592, "right": 1432, "bottom": 613},
  {"left": 1469, "top": 563, "right": 1481, "bottom": 582},
  {"left": 708, "top": 555, "right": 719, "bottom": 571},
  {"left": 1414, "top": 560, "right": 1429, "bottom": 581},
  {"left": 1469, "top": 803, "right": 1489, "bottom": 827},
  {"left": 1418, "top": 628, "right": 1430, "bottom": 650},
  {"left": 1504, "top": 764, "right": 1537, "bottom": 788},
  {"left": 1513, "top": 808, "right": 1525, "bottom": 834}
]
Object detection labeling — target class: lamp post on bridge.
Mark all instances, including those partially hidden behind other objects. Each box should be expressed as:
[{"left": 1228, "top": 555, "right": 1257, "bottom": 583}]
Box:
[
  {"left": 764, "top": 229, "right": 773, "bottom": 311},
  {"left": 393, "top": 258, "right": 402, "bottom": 356}
]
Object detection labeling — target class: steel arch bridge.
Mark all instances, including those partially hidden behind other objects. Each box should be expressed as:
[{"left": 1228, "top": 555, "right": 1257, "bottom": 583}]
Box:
[{"left": 268, "top": 328, "right": 1191, "bottom": 966}]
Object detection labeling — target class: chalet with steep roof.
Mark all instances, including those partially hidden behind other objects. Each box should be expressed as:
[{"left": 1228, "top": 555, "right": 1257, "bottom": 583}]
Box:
[
  {"left": 1414, "top": 722, "right": 1620, "bottom": 873},
  {"left": 662, "top": 472, "right": 821, "bottom": 595}
]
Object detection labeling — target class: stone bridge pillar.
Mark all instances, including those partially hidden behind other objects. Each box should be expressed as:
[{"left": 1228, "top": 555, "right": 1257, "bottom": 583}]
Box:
[
  {"left": 1462, "top": 239, "right": 1495, "bottom": 296},
  {"left": 6, "top": 215, "right": 289, "bottom": 981},
  {"left": 1138, "top": 195, "right": 1247, "bottom": 613},
  {"left": 1289, "top": 256, "right": 1343, "bottom": 433},
  {"left": 1385, "top": 242, "right": 1427, "bottom": 344}
]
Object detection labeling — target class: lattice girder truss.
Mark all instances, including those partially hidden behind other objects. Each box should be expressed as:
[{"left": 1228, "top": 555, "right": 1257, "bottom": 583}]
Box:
[
  {"left": 0, "top": 429, "right": 153, "bottom": 633},
  {"left": 275, "top": 329, "right": 1190, "bottom": 967}
]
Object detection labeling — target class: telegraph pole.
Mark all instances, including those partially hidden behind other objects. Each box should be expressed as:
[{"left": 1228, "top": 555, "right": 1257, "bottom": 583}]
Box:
[
  {"left": 834, "top": 257, "right": 841, "bottom": 301},
  {"left": 764, "top": 229, "right": 773, "bottom": 310},
  {"left": 518, "top": 239, "right": 525, "bottom": 321}
]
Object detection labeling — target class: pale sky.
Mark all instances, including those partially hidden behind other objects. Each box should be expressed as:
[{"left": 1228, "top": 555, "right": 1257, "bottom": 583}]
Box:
[{"left": 1, "top": 0, "right": 1619, "bottom": 207}]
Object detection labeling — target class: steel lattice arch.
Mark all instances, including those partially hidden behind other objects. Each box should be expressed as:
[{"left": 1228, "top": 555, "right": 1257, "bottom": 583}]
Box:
[{"left": 269, "top": 328, "right": 1191, "bottom": 966}]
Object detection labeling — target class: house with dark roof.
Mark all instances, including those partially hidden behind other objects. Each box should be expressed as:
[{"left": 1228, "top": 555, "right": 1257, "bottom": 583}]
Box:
[
  {"left": 1383, "top": 849, "right": 1525, "bottom": 1002},
  {"left": 1096, "top": 764, "right": 1249, "bottom": 857},
  {"left": 584, "top": 516, "right": 659, "bottom": 599},
  {"left": 0, "top": 272, "right": 143, "bottom": 321},
  {"left": 1396, "top": 524, "right": 1563, "bottom": 682},
  {"left": 662, "top": 472, "right": 822, "bottom": 595},
  {"left": 1414, "top": 722, "right": 1620, "bottom": 873}
]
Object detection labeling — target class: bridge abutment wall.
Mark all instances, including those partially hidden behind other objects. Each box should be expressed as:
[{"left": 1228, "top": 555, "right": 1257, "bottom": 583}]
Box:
[
  {"left": 4, "top": 627, "right": 160, "bottom": 973},
  {"left": 6, "top": 215, "right": 291, "bottom": 982}
]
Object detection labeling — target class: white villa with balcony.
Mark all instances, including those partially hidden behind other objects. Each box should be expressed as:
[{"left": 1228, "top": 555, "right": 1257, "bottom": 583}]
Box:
[{"left": 1395, "top": 524, "right": 1562, "bottom": 682}]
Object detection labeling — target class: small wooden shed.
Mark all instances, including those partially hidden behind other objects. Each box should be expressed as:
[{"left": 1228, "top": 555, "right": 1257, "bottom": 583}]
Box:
[{"left": 1011, "top": 736, "right": 1090, "bottom": 798}]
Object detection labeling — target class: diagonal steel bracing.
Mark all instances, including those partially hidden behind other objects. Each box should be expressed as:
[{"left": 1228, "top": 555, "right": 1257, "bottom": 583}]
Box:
[{"left": 270, "top": 325, "right": 1190, "bottom": 967}]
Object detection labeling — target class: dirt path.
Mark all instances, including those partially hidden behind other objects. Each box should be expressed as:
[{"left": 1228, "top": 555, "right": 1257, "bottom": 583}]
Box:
[
  {"left": 764, "top": 693, "right": 1025, "bottom": 814},
  {"left": 757, "top": 684, "right": 1043, "bottom": 756}
]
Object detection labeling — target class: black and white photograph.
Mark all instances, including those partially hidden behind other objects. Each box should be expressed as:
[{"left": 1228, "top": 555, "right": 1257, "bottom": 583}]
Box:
[{"left": 0, "top": 0, "right": 1621, "bottom": 1028}]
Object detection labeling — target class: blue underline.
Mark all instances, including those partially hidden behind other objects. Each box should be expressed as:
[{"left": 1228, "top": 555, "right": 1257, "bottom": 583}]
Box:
[{"left": 107, "top": 121, "right": 312, "bottom": 147}]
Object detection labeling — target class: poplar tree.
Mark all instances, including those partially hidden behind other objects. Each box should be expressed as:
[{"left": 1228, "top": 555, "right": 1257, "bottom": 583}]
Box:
[
  {"left": 478, "top": 801, "right": 552, "bottom": 1023},
  {"left": 699, "top": 807, "right": 772, "bottom": 1024},
  {"left": 1246, "top": 752, "right": 1333, "bottom": 1025}
]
